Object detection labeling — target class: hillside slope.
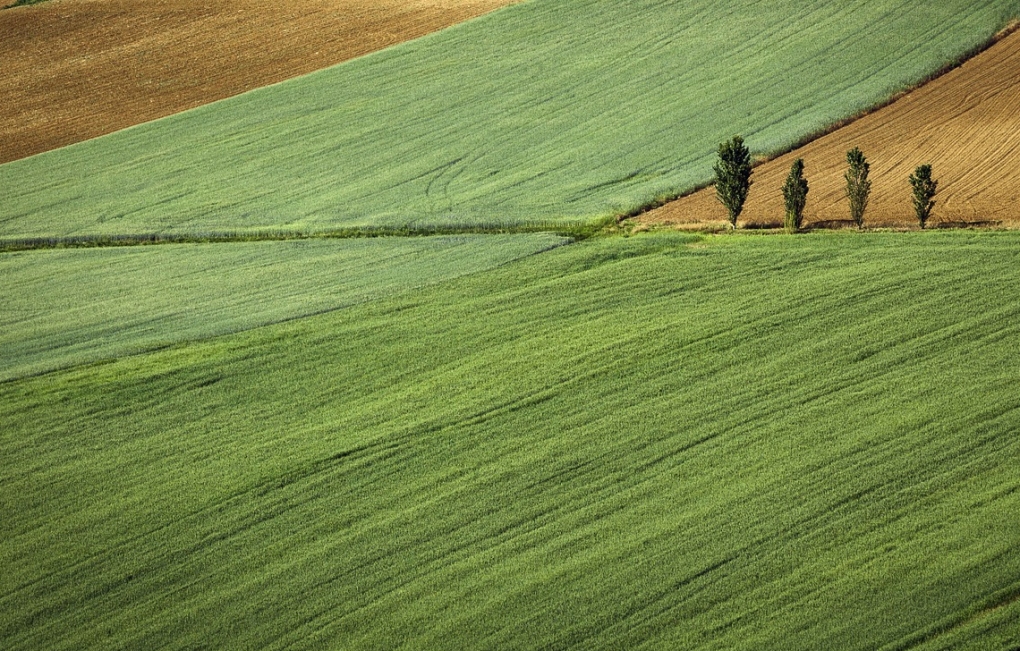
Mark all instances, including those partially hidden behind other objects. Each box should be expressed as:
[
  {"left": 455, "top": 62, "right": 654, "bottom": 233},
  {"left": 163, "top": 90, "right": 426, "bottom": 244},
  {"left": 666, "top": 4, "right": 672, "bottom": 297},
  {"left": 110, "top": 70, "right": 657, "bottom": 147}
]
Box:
[
  {"left": 0, "top": 0, "right": 515, "bottom": 163},
  {"left": 3, "top": 232, "right": 1019, "bottom": 649},
  {"left": 3, "top": 0, "right": 1017, "bottom": 238},
  {"left": 640, "top": 26, "right": 1020, "bottom": 228}
]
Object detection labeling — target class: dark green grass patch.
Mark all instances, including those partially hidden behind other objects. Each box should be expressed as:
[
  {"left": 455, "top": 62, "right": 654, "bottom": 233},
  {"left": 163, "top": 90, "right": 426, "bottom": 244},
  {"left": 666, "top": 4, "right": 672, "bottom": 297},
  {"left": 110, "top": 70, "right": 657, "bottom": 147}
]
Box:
[
  {"left": 0, "top": 233, "right": 568, "bottom": 381},
  {"left": 2, "top": 231, "right": 1019, "bottom": 649},
  {"left": 2, "top": 0, "right": 1018, "bottom": 238}
]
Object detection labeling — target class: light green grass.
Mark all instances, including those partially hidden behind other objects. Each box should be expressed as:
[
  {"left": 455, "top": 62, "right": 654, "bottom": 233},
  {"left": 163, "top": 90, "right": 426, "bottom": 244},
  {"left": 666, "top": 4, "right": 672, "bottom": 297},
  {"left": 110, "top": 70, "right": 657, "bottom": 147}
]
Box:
[
  {"left": 2, "top": 0, "right": 1018, "bottom": 238},
  {"left": 2, "top": 231, "right": 1019, "bottom": 649},
  {"left": 0, "top": 233, "right": 567, "bottom": 382}
]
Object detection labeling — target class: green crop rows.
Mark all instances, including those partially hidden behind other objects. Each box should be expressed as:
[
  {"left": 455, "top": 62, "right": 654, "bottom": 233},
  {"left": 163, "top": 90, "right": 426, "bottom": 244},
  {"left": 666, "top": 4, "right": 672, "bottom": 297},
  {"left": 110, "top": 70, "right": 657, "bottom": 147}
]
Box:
[
  {"left": 2, "top": 0, "right": 1018, "bottom": 238},
  {"left": 3, "top": 0, "right": 1020, "bottom": 647},
  {"left": 3, "top": 232, "right": 1019, "bottom": 649},
  {"left": 0, "top": 234, "right": 567, "bottom": 381}
]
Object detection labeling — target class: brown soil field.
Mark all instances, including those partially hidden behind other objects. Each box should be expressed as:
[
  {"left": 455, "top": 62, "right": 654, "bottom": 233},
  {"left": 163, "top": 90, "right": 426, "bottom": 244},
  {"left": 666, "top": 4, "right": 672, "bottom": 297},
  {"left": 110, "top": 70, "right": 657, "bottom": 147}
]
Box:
[
  {"left": 638, "top": 28, "right": 1020, "bottom": 230},
  {"left": 0, "top": 0, "right": 514, "bottom": 163}
]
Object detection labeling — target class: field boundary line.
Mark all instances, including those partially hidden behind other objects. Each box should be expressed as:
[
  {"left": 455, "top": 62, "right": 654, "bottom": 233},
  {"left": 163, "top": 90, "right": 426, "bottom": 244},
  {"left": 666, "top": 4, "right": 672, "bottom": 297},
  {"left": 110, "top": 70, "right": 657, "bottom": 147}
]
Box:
[{"left": 0, "top": 221, "right": 608, "bottom": 252}]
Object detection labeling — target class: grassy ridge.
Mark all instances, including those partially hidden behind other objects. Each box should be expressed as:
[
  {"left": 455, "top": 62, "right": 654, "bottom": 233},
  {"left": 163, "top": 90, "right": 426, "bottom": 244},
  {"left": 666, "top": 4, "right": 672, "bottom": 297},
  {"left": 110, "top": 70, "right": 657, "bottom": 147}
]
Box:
[
  {"left": 0, "top": 234, "right": 566, "bottom": 381},
  {"left": 2, "top": 0, "right": 1018, "bottom": 238},
  {"left": 3, "top": 232, "right": 1019, "bottom": 649}
]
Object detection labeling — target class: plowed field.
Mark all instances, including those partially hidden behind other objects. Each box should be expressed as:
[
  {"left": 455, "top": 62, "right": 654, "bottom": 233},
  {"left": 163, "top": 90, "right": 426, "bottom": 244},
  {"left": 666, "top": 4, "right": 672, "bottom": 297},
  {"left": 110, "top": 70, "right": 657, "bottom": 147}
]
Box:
[
  {"left": 0, "top": 0, "right": 513, "bottom": 163},
  {"left": 639, "top": 28, "right": 1020, "bottom": 229}
]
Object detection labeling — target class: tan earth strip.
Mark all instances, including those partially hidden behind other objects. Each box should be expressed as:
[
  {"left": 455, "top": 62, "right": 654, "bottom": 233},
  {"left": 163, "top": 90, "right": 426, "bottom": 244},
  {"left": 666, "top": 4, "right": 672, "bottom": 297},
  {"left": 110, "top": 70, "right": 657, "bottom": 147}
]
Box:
[
  {"left": 0, "top": 0, "right": 516, "bottom": 163},
  {"left": 638, "top": 28, "right": 1020, "bottom": 230}
]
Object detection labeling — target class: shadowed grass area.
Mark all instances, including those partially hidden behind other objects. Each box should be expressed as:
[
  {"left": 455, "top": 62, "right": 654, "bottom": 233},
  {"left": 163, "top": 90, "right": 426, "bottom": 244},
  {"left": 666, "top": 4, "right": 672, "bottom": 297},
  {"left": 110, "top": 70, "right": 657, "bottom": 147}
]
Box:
[
  {"left": 3, "top": 0, "right": 49, "bottom": 9},
  {"left": 2, "top": 231, "right": 1018, "bottom": 649},
  {"left": 0, "top": 233, "right": 568, "bottom": 381},
  {"left": 1, "top": 0, "right": 1017, "bottom": 237}
]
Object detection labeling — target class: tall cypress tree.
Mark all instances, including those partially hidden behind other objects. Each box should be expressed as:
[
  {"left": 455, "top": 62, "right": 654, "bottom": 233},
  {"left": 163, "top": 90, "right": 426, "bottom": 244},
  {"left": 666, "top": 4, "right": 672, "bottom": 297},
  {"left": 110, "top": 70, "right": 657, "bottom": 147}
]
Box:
[
  {"left": 782, "top": 158, "right": 809, "bottom": 233},
  {"left": 909, "top": 164, "right": 938, "bottom": 229},
  {"left": 714, "top": 136, "right": 753, "bottom": 229},
  {"left": 845, "top": 147, "right": 871, "bottom": 229}
]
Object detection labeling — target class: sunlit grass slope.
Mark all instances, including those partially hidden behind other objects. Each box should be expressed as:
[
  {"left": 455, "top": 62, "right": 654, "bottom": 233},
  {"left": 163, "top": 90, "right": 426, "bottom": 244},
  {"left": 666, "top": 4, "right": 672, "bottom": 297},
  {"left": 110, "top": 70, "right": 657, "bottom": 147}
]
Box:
[
  {"left": 3, "top": 0, "right": 1018, "bottom": 238},
  {"left": 0, "top": 234, "right": 565, "bottom": 381},
  {"left": 3, "top": 232, "right": 1019, "bottom": 649}
]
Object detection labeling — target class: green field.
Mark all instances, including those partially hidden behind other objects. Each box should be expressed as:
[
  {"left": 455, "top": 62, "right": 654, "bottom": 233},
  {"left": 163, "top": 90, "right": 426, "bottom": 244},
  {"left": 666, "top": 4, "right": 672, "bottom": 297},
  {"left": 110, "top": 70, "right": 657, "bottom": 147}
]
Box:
[
  {"left": 2, "top": 0, "right": 1018, "bottom": 238},
  {"left": 3, "top": 232, "right": 1019, "bottom": 649},
  {"left": 4, "top": 0, "right": 1020, "bottom": 647},
  {"left": 0, "top": 234, "right": 566, "bottom": 381}
]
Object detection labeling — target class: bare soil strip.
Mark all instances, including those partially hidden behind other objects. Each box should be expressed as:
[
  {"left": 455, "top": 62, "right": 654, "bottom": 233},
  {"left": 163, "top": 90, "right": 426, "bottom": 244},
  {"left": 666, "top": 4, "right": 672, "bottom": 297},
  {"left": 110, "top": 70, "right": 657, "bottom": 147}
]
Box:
[
  {"left": 0, "top": 0, "right": 514, "bottom": 163},
  {"left": 638, "top": 28, "right": 1020, "bottom": 229}
]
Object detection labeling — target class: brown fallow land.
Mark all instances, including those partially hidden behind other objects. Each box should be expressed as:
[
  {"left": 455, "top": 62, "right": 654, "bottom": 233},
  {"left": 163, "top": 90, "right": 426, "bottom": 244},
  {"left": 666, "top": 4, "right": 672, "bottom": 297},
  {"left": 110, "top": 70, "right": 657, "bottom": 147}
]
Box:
[
  {"left": 0, "top": 0, "right": 515, "bottom": 163},
  {"left": 638, "top": 27, "right": 1020, "bottom": 230}
]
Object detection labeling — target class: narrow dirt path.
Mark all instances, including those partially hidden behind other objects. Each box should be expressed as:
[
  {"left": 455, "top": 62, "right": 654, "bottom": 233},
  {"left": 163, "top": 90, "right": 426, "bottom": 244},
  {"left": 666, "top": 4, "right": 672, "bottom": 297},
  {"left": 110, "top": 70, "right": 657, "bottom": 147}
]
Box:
[
  {"left": 638, "top": 28, "right": 1020, "bottom": 229},
  {"left": 0, "top": 0, "right": 515, "bottom": 163}
]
